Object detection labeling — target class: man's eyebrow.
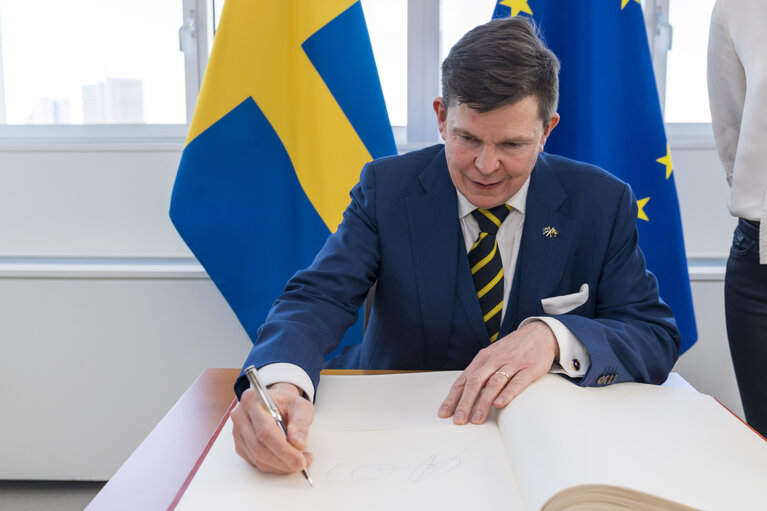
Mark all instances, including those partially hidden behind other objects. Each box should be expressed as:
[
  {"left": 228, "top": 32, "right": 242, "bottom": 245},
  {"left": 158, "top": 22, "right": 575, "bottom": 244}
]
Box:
[
  {"left": 452, "top": 127, "right": 475, "bottom": 137},
  {"left": 452, "top": 126, "right": 536, "bottom": 144}
]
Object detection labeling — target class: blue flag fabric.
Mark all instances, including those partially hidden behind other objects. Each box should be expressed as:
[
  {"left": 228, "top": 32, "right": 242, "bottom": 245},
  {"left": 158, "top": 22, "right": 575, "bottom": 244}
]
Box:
[
  {"left": 492, "top": 0, "right": 697, "bottom": 352},
  {"left": 170, "top": 1, "right": 397, "bottom": 358}
]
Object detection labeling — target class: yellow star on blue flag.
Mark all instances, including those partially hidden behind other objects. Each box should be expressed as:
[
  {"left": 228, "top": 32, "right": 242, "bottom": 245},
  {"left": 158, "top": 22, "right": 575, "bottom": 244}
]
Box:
[
  {"left": 637, "top": 197, "right": 650, "bottom": 221},
  {"left": 621, "top": 0, "right": 641, "bottom": 9},
  {"left": 499, "top": 0, "right": 533, "bottom": 16},
  {"left": 657, "top": 145, "right": 674, "bottom": 179}
]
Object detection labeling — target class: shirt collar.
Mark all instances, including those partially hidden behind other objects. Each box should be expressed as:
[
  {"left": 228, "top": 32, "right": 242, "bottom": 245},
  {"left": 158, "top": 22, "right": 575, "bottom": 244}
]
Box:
[{"left": 456, "top": 175, "right": 531, "bottom": 219}]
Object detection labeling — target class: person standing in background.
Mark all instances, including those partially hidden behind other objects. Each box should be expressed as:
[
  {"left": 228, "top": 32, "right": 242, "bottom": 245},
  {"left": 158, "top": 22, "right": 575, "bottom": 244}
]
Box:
[{"left": 707, "top": 0, "right": 767, "bottom": 437}]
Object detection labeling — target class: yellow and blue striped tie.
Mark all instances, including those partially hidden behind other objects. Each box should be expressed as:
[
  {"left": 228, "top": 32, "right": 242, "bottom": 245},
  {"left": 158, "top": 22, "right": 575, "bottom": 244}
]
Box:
[{"left": 469, "top": 204, "right": 512, "bottom": 343}]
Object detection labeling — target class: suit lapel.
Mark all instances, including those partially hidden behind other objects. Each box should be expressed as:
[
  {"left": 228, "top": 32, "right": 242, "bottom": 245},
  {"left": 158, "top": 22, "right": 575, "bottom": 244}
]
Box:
[
  {"left": 501, "top": 154, "right": 577, "bottom": 334},
  {"left": 405, "top": 149, "right": 471, "bottom": 368}
]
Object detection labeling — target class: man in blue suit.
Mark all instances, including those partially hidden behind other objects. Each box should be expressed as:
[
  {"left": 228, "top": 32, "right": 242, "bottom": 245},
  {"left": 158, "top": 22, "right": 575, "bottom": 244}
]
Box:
[{"left": 231, "top": 17, "right": 680, "bottom": 475}]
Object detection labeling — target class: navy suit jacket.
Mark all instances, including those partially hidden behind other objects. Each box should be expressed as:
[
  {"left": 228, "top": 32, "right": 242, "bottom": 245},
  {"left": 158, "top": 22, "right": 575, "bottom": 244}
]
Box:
[{"left": 237, "top": 145, "right": 680, "bottom": 397}]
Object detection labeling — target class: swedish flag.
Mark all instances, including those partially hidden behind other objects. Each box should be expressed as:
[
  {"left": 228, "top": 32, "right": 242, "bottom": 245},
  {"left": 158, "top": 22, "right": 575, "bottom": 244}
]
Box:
[
  {"left": 493, "top": 0, "right": 697, "bottom": 352},
  {"left": 170, "top": 1, "right": 396, "bottom": 355}
]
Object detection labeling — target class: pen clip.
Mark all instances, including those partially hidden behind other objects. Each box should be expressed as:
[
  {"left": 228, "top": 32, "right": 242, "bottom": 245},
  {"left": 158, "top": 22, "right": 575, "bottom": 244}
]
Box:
[{"left": 244, "top": 365, "right": 284, "bottom": 423}]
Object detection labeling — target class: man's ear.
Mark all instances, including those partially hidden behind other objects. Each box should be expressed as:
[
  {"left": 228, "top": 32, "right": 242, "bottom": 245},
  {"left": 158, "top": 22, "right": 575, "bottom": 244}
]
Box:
[
  {"left": 539, "top": 113, "right": 560, "bottom": 153},
  {"left": 433, "top": 97, "right": 448, "bottom": 141}
]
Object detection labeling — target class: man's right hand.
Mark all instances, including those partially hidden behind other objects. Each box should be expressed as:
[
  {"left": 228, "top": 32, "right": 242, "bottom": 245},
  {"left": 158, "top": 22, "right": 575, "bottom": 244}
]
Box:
[{"left": 231, "top": 382, "right": 315, "bottom": 474}]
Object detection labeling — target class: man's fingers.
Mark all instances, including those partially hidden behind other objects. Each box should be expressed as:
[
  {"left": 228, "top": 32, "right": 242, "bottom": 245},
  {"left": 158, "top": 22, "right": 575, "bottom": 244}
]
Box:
[
  {"left": 232, "top": 410, "right": 257, "bottom": 466},
  {"left": 251, "top": 415, "right": 307, "bottom": 472},
  {"left": 233, "top": 424, "right": 289, "bottom": 472},
  {"left": 494, "top": 369, "right": 536, "bottom": 408},
  {"left": 470, "top": 369, "right": 515, "bottom": 424},
  {"left": 232, "top": 403, "right": 293, "bottom": 472},
  {"left": 450, "top": 371, "right": 490, "bottom": 424},
  {"left": 438, "top": 374, "right": 467, "bottom": 418},
  {"left": 283, "top": 391, "right": 314, "bottom": 451},
  {"left": 233, "top": 388, "right": 310, "bottom": 473}
]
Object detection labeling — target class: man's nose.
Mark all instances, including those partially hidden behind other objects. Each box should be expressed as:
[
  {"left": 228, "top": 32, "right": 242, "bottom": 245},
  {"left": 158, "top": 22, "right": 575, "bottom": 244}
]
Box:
[{"left": 474, "top": 145, "right": 500, "bottom": 175}]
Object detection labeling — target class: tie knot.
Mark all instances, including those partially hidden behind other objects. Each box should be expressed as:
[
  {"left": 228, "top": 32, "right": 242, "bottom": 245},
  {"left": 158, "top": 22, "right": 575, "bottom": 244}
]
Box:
[{"left": 471, "top": 204, "right": 512, "bottom": 234}]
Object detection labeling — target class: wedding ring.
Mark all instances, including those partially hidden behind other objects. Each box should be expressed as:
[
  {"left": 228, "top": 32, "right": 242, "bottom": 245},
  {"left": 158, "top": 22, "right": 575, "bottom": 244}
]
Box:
[{"left": 495, "top": 370, "right": 512, "bottom": 382}]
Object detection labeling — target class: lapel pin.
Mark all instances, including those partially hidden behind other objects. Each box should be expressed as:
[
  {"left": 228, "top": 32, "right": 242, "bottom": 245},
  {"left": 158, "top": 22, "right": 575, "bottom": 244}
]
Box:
[{"left": 542, "top": 226, "right": 559, "bottom": 238}]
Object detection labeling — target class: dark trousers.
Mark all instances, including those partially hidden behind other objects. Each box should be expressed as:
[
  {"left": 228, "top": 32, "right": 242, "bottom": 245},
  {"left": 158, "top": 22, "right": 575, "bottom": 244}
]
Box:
[{"left": 725, "top": 218, "right": 767, "bottom": 437}]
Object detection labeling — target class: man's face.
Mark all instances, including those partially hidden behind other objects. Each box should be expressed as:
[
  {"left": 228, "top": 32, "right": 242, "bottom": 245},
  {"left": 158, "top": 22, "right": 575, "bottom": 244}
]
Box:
[{"left": 434, "top": 96, "right": 559, "bottom": 209}]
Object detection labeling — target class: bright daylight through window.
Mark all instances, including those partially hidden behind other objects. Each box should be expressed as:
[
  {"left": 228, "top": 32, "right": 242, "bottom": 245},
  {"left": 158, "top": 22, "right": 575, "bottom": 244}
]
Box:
[
  {"left": 0, "top": 0, "right": 185, "bottom": 125},
  {"left": 0, "top": 0, "right": 716, "bottom": 128},
  {"left": 663, "top": 0, "right": 716, "bottom": 123}
]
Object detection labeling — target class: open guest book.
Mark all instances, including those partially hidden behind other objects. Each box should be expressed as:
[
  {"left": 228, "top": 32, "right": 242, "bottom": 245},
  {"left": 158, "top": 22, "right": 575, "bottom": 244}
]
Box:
[{"left": 174, "top": 371, "right": 767, "bottom": 510}]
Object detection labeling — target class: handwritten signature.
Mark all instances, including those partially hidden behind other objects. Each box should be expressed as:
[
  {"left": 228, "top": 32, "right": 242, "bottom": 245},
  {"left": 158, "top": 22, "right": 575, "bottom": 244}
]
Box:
[{"left": 325, "top": 450, "right": 468, "bottom": 484}]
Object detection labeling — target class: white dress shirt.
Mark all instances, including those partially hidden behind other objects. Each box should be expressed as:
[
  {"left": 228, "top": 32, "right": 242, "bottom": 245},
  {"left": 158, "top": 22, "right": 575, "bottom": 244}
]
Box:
[
  {"left": 260, "top": 176, "right": 590, "bottom": 400},
  {"left": 708, "top": 0, "right": 767, "bottom": 262}
]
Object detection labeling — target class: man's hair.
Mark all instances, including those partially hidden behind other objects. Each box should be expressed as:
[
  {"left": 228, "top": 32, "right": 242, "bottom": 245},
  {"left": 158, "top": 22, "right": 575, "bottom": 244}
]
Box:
[{"left": 441, "top": 16, "right": 560, "bottom": 123}]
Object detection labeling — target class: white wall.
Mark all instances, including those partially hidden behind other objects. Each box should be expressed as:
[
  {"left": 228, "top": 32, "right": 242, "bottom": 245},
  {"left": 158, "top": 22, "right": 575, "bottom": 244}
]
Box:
[
  {"left": 673, "top": 276, "right": 742, "bottom": 417},
  {"left": 0, "top": 130, "right": 745, "bottom": 480},
  {"left": 669, "top": 124, "right": 735, "bottom": 259},
  {"left": 0, "top": 136, "right": 190, "bottom": 257},
  {"left": 0, "top": 269, "right": 252, "bottom": 480}
]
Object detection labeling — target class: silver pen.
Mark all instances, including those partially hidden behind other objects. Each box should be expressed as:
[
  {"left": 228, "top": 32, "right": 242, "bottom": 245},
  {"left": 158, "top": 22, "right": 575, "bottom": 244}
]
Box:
[{"left": 244, "top": 365, "right": 314, "bottom": 487}]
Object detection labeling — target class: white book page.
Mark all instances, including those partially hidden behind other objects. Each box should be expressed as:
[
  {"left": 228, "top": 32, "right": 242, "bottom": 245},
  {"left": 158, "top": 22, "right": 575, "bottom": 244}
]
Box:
[
  {"left": 312, "top": 371, "right": 462, "bottom": 430},
  {"left": 176, "top": 372, "right": 528, "bottom": 511},
  {"left": 497, "top": 374, "right": 767, "bottom": 511}
]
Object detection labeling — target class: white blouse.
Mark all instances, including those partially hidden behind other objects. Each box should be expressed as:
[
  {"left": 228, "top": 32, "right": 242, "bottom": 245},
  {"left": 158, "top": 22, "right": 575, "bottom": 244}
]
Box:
[{"left": 708, "top": 0, "right": 767, "bottom": 262}]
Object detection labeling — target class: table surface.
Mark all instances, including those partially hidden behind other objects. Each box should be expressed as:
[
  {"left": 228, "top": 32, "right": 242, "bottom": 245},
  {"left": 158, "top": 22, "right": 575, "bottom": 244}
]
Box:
[{"left": 85, "top": 368, "right": 405, "bottom": 511}]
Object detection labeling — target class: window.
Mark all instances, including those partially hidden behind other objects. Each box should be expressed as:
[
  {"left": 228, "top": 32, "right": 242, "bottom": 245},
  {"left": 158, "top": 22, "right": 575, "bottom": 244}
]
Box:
[
  {"left": 439, "top": 0, "right": 497, "bottom": 62},
  {"left": 362, "top": 0, "right": 407, "bottom": 129},
  {"left": 0, "top": 0, "right": 186, "bottom": 125},
  {"left": 662, "top": 0, "right": 716, "bottom": 123},
  {"left": 0, "top": 1, "right": 712, "bottom": 132}
]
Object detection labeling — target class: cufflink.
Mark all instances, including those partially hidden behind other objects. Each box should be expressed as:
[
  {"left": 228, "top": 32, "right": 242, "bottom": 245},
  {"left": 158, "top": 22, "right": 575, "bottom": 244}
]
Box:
[{"left": 571, "top": 358, "right": 581, "bottom": 371}]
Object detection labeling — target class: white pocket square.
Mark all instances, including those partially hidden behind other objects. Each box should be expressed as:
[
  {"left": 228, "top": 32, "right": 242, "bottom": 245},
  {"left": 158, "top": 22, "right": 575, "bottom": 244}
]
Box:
[{"left": 541, "top": 283, "right": 589, "bottom": 315}]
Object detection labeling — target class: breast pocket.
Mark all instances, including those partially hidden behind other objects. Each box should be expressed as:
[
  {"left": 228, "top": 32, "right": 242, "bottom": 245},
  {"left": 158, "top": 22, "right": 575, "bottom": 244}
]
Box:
[{"left": 540, "top": 283, "right": 589, "bottom": 315}]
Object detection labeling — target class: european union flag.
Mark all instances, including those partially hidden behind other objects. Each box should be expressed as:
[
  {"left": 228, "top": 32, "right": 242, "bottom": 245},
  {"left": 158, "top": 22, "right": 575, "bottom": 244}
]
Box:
[
  {"left": 170, "top": 1, "right": 397, "bottom": 356},
  {"left": 493, "top": 0, "right": 697, "bottom": 352}
]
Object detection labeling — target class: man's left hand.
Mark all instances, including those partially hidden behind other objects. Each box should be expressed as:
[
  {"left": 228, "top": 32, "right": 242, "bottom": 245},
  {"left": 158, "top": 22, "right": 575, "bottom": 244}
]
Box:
[{"left": 438, "top": 320, "right": 559, "bottom": 424}]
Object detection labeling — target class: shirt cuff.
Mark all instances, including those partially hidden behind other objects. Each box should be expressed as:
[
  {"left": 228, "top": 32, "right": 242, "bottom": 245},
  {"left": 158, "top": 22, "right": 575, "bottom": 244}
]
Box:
[
  {"left": 519, "top": 316, "right": 590, "bottom": 378},
  {"left": 256, "top": 363, "right": 316, "bottom": 402}
]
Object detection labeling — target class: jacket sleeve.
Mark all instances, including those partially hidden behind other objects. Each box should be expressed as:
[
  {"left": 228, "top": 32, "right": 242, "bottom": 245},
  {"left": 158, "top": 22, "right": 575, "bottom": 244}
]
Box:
[
  {"left": 554, "top": 183, "right": 682, "bottom": 386},
  {"left": 236, "top": 160, "right": 382, "bottom": 395}
]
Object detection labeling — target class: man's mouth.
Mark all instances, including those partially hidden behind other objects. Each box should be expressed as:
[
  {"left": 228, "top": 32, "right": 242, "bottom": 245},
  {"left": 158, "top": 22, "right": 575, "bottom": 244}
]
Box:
[{"left": 471, "top": 179, "right": 501, "bottom": 190}]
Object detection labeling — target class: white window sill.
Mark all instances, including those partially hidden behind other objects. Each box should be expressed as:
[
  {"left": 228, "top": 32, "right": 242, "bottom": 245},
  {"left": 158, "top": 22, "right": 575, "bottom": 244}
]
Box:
[{"left": 0, "top": 257, "right": 724, "bottom": 281}]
